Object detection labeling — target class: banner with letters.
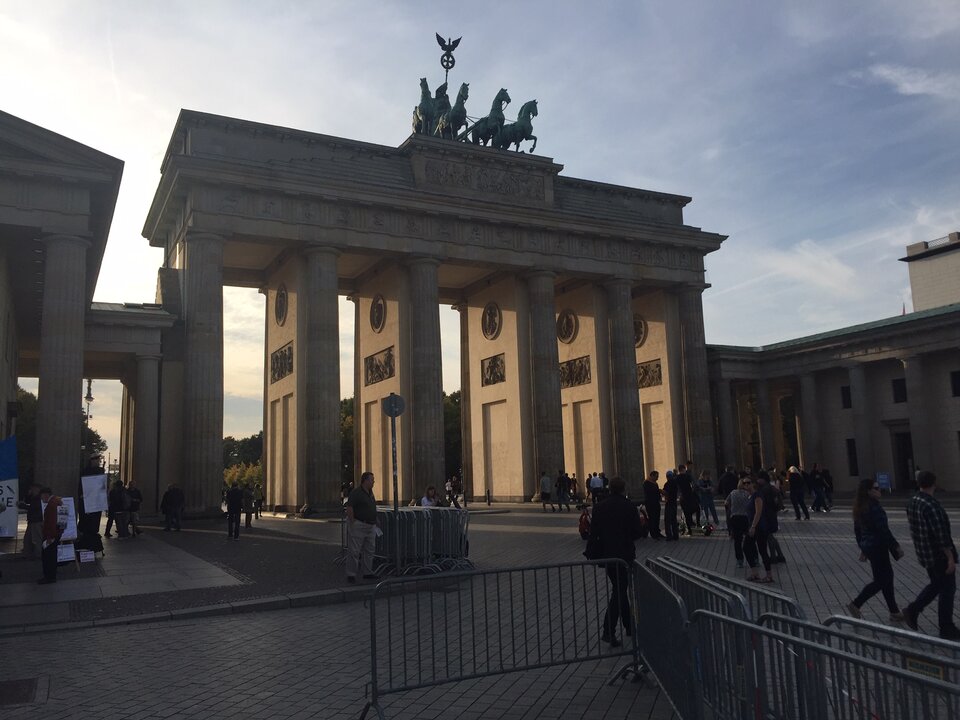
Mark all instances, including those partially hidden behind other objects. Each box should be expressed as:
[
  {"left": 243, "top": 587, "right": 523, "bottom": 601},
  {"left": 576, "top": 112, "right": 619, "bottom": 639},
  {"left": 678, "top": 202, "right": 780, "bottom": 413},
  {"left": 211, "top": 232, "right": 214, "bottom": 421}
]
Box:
[{"left": 0, "top": 436, "right": 17, "bottom": 538}]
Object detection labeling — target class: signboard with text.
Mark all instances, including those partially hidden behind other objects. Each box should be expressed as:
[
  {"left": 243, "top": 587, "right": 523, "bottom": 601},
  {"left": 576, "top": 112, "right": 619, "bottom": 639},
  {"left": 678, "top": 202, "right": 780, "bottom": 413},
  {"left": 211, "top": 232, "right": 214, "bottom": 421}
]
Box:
[{"left": 0, "top": 436, "right": 17, "bottom": 538}]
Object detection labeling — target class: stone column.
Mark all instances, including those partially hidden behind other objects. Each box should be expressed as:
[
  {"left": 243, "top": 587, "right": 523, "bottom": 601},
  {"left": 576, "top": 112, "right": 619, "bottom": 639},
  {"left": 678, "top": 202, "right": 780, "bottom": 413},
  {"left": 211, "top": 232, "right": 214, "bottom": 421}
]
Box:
[
  {"left": 754, "top": 380, "right": 776, "bottom": 468},
  {"left": 133, "top": 355, "right": 160, "bottom": 512},
  {"left": 715, "top": 378, "right": 736, "bottom": 468},
  {"left": 303, "top": 246, "right": 341, "bottom": 508},
  {"left": 347, "top": 295, "right": 362, "bottom": 483},
  {"left": 407, "top": 258, "right": 445, "bottom": 486},
  {"left": 677, "top": 287, "right": 717, "bottom": 472},
  {"left": 35, "top": 234, "right": 89, "bottom": 496},
  {"left": 182, "top": 231, "right": 224, "bottom": 512},
  {"left": 606, "top": 278, "right": 644, "bottom": 491},
  {"left": 902, "top": 356, "right": 931, "bottom": 472},
  {"left": 798, "top": 373, "right": 821, "bottom": 467},
  {"left": 527, "top": 270, "right": 564, "bottom": 478},
  {"left": 454, "top": 303, "right": 473, "bottom": 501},
  {"left": 847, "top": 363, "right": 873, "bottom": 478}
]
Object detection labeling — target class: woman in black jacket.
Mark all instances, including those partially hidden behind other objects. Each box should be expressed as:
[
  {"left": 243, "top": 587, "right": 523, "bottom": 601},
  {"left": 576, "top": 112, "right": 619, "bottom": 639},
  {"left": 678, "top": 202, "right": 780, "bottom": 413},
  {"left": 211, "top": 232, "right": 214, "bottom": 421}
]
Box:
[{"left": 848, "top": 477, "right": 904, "bottom": 621}]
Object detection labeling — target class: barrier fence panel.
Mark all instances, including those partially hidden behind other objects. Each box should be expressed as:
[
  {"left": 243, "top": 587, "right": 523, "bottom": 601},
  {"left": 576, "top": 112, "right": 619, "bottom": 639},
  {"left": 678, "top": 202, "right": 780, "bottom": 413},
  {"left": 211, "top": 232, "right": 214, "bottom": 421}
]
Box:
[
  {"left": 823, "top": 615, "right": 960, "bottom": 664},
  {"left": 371, "top": 507, "right": 472, "bottom": 575},
  {"left": 660, "top": 555, "right": 806, "bottom": 621},
  {"left": 360, "top": 560, "right": 643, "bottom": 720},
  {"left": 693, "top": 610, "right": 960, "bottom": 720},
  {"left": 760, "top": 613, "right": 960, "bottom": 687},
  {"left": 645, "top": 557, "right": 750, "bottom": 620},
  {"left": 632, "top": 561, "right": 703, "bottom": 720}
]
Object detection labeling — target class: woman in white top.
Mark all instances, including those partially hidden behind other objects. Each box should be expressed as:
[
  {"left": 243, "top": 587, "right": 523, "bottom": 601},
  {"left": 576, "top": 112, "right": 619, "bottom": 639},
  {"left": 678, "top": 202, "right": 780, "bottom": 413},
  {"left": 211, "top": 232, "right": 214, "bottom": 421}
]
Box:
[{"left": 421, "top": 485, "right": 439, "bottom": 507}]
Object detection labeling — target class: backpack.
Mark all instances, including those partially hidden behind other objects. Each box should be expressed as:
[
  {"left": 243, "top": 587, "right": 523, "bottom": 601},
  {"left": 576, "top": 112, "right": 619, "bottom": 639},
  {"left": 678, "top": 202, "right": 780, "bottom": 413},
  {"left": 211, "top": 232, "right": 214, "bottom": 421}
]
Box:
[{"left": 578, "top": 508, "right": 591, "bottom": 540}]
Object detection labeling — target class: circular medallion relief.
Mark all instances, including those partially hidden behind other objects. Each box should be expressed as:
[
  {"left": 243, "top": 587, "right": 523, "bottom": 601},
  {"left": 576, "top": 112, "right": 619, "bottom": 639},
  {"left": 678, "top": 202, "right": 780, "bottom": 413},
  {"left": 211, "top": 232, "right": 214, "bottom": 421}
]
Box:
[
  {"left": 370, "top": 294, "right": 386, "bottom": 333},
  {"left": 633, "top": 314, "right": 649, "bottom": 348},
  {"left": 556, "top": 309, "right": 578, "bottom": 344},
  {"left": 481, "top": 302, "right": 502, "bottom": 341},
  {"left": 274, "top": 285, "right": 288, "bottom": 326}
]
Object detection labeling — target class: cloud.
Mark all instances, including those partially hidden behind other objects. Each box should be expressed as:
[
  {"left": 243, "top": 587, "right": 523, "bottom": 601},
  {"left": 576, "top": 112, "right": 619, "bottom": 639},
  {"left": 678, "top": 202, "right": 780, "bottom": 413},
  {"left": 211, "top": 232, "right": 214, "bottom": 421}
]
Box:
[{"left": 867, "top": 64, "right": 960, "bottom": 101}]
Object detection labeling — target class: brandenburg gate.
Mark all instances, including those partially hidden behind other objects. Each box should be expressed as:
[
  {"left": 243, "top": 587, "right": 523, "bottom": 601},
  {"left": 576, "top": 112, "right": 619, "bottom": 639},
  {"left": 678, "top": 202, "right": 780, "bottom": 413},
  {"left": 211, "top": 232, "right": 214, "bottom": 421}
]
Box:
[{"left": 143, "top": 108, "right": 724, "bottom": 511}]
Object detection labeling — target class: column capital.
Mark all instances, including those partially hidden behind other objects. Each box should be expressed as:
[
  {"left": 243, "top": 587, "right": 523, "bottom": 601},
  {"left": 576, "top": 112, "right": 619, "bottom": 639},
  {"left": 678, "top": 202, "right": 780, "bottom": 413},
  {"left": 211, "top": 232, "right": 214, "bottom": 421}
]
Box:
[
  {"left": 676, "top": 282, "right": 710, "bottom": 295},
  {"left": 184, "top": 230, "right": 224, "bottom": 246},
  {"left": 302, "top": 244, "right": 340, "bottom": 259},
  {"left": 41, "top": 233, "right": 91, "bottom": 250},
  {"left": 136, "top": 354, "right": 162, "bottom": 364},
  {"left": 524, "top": 268, "right": 557, "bottom": 282},
  {"left": 900, "top": 354, "right": 923, "bottom": 368},
  {"left": 605, "top": 276, "right": 633, "bottom": 289},
  {"left": 405, "top": 254, "right": 441, "bottom": 269}
]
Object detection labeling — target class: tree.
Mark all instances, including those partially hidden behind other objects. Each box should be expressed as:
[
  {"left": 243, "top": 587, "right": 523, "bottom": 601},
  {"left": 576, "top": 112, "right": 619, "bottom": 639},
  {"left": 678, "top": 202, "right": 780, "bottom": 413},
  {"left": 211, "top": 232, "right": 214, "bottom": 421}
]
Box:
[
  {"left": 340, "top": 397, "right": 354, "bottom": 483},
  {"left": 223, "top": 431, "right": 262, "bottom": 469},
  {"left": 443, "top": 391, "right": 462, "bottom": 480}
]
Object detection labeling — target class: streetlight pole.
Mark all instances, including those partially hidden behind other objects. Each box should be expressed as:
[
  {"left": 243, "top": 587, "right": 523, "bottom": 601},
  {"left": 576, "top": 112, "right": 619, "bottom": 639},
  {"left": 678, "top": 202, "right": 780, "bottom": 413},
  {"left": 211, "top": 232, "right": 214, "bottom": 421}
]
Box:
[{"left": 82, "top": 378, "right": 94, "bottom": 454}]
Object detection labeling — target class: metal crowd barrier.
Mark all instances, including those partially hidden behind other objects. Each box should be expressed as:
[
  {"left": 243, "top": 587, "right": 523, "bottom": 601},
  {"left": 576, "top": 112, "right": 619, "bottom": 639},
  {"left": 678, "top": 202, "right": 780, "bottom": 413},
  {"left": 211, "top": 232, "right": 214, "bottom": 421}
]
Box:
[
  {"left": 761, "top": 612, "right": 960, "bottom": 686},
  {"left": 372, "top": 506, "right": 472, "bottom": 575},
  {"left": 633, "top": 561, "right": 703, "bottom": 720},
  {"left": 359, "top": 560, "right": 644, "bottom": 720},
  {"left": 824, "top": 615, "right": 960, "bottom": 664},
  {"left": 693, "top": 609, "right": 960, "bottom": 720},
  {"left": 645, "top": 556, "right": 750, "bottom": 620},
  {"left": 660, "top": 555, "right": 807, "bottom": 620}
]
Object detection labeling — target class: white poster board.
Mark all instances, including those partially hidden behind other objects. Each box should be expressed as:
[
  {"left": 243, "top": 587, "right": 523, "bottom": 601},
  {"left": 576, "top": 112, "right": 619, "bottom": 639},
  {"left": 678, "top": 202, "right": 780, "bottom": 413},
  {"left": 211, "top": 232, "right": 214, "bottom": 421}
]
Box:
[
  {"left": 0, "top": 477, "right": 17, "bottom": 538},
  {"left": 81, "top": 474, "right": 108, "bottom": 513},
  {"left": 41, "top": 496, "right": 78, "bottom": 542},
  {"left": 57, "top": 543, "right": 75, "bottom": 563}
]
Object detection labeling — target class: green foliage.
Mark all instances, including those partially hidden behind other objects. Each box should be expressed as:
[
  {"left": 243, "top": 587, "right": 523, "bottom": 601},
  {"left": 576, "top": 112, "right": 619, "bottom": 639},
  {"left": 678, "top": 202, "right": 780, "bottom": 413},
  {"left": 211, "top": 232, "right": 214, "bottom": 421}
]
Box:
[
  {"left": 340, "top": 397, "right": 354, "bottom": 483},
  {"left": 222, "top": 460, "right": 263, "bottom": 487},
  {"left": 443, "top": 391, "right": 461, "bottom": 479},
  {"left": 223, "top": 431, "right": 263, "bottom": 468}
]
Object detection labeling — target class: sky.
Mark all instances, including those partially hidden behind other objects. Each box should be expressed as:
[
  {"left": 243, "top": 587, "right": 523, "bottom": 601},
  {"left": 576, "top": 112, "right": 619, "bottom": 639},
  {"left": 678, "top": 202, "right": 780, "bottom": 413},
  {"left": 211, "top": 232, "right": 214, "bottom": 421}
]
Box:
[{"left": 4, "top": 1, "right": 959, "bottom": 458}]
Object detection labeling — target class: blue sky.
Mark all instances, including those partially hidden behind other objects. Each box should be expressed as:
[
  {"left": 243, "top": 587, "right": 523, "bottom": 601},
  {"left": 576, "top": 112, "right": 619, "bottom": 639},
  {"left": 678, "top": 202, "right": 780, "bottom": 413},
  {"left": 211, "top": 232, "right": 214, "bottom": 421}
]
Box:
[{"left": 4, "top": 1, "right": 958, "bottom": 455}]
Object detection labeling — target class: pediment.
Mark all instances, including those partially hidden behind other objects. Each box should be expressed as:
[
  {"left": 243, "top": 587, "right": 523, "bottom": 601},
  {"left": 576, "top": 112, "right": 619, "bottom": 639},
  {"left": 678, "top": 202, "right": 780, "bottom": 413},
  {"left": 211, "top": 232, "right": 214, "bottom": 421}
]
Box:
[{"left": 0, "top": 110, "right": 123, "bottom": 177}]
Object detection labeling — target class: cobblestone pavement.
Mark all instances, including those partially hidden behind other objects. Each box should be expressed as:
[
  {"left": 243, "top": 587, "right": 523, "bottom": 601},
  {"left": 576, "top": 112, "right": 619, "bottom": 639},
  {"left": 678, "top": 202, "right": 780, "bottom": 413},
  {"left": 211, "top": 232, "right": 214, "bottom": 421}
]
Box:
[{"left": 1, "top": 500, "right": 957, "bottom": 719}]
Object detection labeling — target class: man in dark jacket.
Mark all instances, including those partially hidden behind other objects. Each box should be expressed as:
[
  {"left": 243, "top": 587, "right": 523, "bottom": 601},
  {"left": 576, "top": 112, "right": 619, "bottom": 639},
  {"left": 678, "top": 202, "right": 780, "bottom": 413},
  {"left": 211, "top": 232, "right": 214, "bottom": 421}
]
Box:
[
  {"left": 642, "top": 471, "right": 662, "bottom": 539},
  {"left": 226, "top": 481, "right": 243, "bottom": 540},
  {"left": 662, "top": 471, "right": 680, "bottom": 541},
  {"left": 18, "top": 484, "right": 43, "bottom": 559},
  {"left": 160, "top": 483, "right": 185, "bottom": 531},
  {"left": 589, "top": 476, "right": 642, "bottom": 646}
]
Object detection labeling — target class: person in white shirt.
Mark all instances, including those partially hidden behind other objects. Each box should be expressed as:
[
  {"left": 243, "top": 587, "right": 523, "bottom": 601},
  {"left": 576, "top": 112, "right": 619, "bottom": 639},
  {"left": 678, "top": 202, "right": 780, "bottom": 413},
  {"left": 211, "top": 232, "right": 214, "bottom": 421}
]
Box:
[{"left": 421, "top": 485, "right": 439, "bottom": 507}]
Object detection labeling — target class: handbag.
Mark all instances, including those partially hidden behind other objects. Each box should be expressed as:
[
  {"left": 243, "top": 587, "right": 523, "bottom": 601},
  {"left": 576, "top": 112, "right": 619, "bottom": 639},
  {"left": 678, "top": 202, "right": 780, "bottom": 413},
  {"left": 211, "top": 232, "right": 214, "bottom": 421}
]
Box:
[{"left": 583, "top": 535, "right": 603, "bottom": 560}]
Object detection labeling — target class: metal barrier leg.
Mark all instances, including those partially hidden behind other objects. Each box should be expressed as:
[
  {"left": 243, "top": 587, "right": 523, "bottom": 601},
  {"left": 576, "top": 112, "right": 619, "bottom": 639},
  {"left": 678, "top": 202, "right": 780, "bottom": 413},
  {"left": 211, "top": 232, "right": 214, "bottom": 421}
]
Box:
[{"left": 607, "top": 566, "right": 648, "bottom": 685}]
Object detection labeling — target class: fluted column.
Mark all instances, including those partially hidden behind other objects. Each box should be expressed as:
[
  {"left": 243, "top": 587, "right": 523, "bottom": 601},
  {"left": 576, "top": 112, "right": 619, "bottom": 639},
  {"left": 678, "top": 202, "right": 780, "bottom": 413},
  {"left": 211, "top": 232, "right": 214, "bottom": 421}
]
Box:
[
  {"left": 754, "top": 380, "right": 776, "bottom": 468},
  {"left": 133, "top": 355, "right": 160, "bottom": 512},
  {"left": 303, "top": 246, "right": 341, "bottom": 508},
  {"left": 35, "top": 234, "right": 89, "bottom": 496},
  {"left": 527, "top": 270, "right": 564, "bottom": 479},
  {"left": 606, "top": 278, "right": 644, "bottom": 491},
  {"left": 678, "top": 287, "right": 716, "bottom": 472},
  {"left": 182, "top": 231, "right": 224, "bottom": 512},
  {"left": 348, "top": 295, "right": 361, "bottom": 484},
  {"left": 407, "top": 258, "right": 445, "bottom": 486},
  {"left": 454, "top": 303, "right": 473, "bottom": 501},
  {"left": 798, "top": 373, "right": 821, "bottom": 467},
  {"left": 715, "top": 378, "right": 736, "bottom": 467},
  {"left": 902, "top": 356, "right": 931, "bottom": 472}
]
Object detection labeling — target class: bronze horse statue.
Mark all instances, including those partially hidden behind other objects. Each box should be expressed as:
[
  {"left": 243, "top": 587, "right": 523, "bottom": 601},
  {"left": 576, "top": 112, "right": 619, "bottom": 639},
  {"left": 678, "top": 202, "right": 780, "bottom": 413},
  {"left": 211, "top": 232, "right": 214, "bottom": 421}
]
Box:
[
  {"left": 494, "top": 99, "right": 538, "bottom": 153},
  {"left": 435, "top": 82, "right": 469, "bottom": 139},
  {"left": 468, "top": 88, "right": 511, "bottom": 146},
  {"left": 412, "top": 78, "right": 435, "bottom": 135}
]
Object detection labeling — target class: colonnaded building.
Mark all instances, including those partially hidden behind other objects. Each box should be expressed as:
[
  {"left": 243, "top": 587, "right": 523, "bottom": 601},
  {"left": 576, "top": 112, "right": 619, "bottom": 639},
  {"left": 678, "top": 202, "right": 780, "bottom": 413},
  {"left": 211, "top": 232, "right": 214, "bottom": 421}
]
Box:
[{"left": 1, "top": 107, "right": 958, "bottom": 513}]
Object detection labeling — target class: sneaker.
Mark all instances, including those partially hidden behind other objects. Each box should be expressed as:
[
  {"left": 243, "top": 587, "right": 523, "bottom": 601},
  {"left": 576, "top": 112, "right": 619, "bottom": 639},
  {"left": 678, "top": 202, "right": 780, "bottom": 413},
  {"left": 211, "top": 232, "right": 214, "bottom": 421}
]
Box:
[
  {"left": 846, "top": 602, "right": 862, "bottom": 619},
  {"left": 940, "top": 626, "right": 960, "bottom": 641},
  {"left": 889, "top": 611, "right": 905, "bottom": 622},
  {"left": 903, "top": 607, "right": 919, "bottom": 631}
]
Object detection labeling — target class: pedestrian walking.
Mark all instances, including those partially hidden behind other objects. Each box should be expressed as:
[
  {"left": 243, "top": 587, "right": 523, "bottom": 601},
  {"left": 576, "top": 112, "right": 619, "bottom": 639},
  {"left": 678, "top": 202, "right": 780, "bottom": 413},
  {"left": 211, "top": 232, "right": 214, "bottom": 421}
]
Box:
[
  {"left": 662, "top": 470, "right": 680, "bottom": 541},
  {"left": 253, "top": 482, "right": 264, "bottom": 518},
  {"left": 903, "top": 471, "right": 959, "bottom": 640},
  {"left": 106, "top": 480, "right": 130, "bottom": 538},
  {"left": 717, "top": 466, "right": 738, "bottom": 531},
  {"left": 556, "top": 472, "right": 572, "bottom": 512},
  {"left": 225, "top": 481, "right": 242, "bottom": 540},
  {"left": 697, "top": 470, "right": 719, "bottom": 526},
  {"left": 126, "top": 480, "right": 143, "bottom": 536},
  {"left": 588, "top": 476, "right": 642, "bottom": 647},
  {"left": 242, "top": 483, "right": 255, "bottom": 528},
  {"left": 758, "top": 470, "right": 786, "bottom": 564},
  {"left": 160, "top": 483, "right": 184, "bottom": 531},
  {"left": 344, "top": 471, "right": 378, "bottom": 584},
  {"left": 540, "top": 471, "right": 556, "bottom": 512},
  {"left": 642, "top": 471, "right": 662, "bottom": 539},
  {"left": 847, "top": 477, "right": 905, "bottom": 621},
  {"left": 744, "top": 474, "right": 774, "bottom": 583},
  {"left": 788, "top": 466, "right": 810, "bottom": 520},
  {"left": 676, "top": 464, "right": 698, "bottom": 534},
  {"left": 17, "top": 483, "right": 43, "bottom": 559},
  {"left": 810, "top": 463, "right": 829, "bottom": 513},
  {"left": 725, "top": 477, "right": 752, "bottom": 568}
]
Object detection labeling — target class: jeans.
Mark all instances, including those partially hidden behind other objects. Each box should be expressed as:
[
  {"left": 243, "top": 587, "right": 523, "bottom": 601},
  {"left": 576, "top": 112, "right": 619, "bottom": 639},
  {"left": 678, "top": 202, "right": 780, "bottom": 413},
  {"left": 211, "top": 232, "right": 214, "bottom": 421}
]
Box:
[
  {"left": 699, "top": 494, "right": 719, "bottom": 524},
  {"left": 853, "top": 547, "right": 899, "bottom": 612},
  {"left": 908, "top": 555, "right": 958, "bottom": 631},
  {"left": 812, "top": 488, "right": 828, "bottom": 511},
  {"left": 664, "top": 502, "right": 679, "bottom": 540},
  {"left": 729, "top": 515, "right": 748, "bottom": 562},
  {"left": 164, "top": 509, "right": 182, "bottom": 530},
  {"left": 791, "top": 493, "right": 810, "bottom": 520},
  {"left": 227, "top": 511, "right": 241, "bottom": 538},
  {"left": 744, "top": 528, "right": 771, "bottom": 572},
  {"left": 603, "top": 563, "right": 632, "bottom": 637}
]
